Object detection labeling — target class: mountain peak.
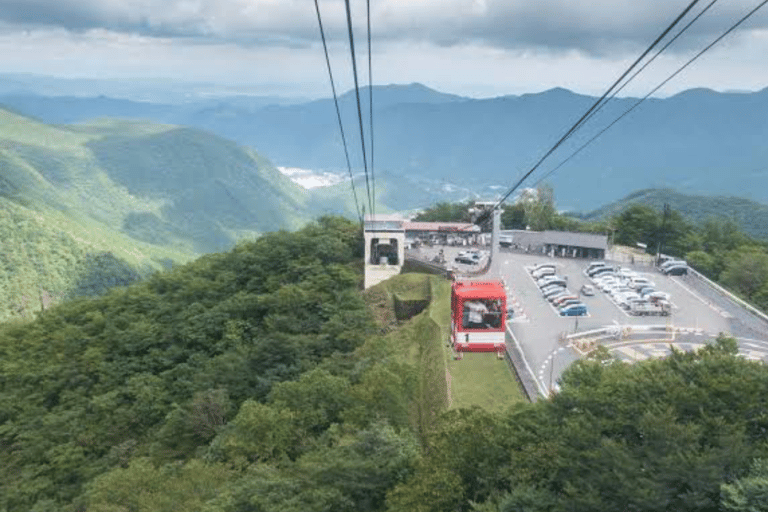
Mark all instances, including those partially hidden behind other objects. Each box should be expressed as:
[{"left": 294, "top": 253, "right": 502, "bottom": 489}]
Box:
[{"left": 338, "top": 82, "right": 466, "bottom": 107}]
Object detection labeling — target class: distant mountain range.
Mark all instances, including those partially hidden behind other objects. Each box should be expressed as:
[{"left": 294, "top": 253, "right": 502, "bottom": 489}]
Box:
[{"left": 3, "top": 82, "right": 767, "bottom": 211}]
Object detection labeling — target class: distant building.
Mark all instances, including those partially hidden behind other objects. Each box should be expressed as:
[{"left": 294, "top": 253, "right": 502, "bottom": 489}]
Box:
[
  {"left": 404, "top": 221, "right": 480, "bottom": 246},
  {"left": 500, "top": 229, "right": 607, "bottom": 259}
]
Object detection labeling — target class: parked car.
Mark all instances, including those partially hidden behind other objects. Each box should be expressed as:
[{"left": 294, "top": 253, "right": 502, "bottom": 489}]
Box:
[
  {"left": 660, "top": 259, "right": 687, "bottom": 271},
  {"left": 663, "top": 264, "right": 688, "bottom": 276},
  {"left": 553, "top": 295, "right": 579, "bottom": 307},
  {"left": 617, "top": 294, "right": 642, "bottom": 309},
  {"left": 538, "top": 277, "right": 567, "bottom": 288},
  {"left": 587, "top": 266, "right": 612, "bottom": 278},
  {"left": 646, "top": 291, "right": 671, "bottom": 302},
  {"left": 558, "top": 298, "right": 583, "bottom": 309},
  {"left": 532, "top": 267, "right": 556, "bottom": 279},
  {"left": 560, "top": 304, "right": 587, "bottom": 316},
  {"left": 592, "top": 271, "right": 617, "bottom": 282},
  {"left": 630, "top": 300, "right": 671, "bottom": 316},
  {"left": 629, "top": 277, "right": 655, "bottom": 290},
  {"left": 638, "top": 286, "right": 656, "bottom": 297},
  {"left": 548, "top": 291, "right": 572, "bottom": 302},
  {"left": 542, "top": 284, "right": 566, "bottom": 296},
  {"left": 585, "top": 262, "right": 607, "bottom": 275},
  {"left": 454, "top": 255, "right": 476, "bottom": 265}
]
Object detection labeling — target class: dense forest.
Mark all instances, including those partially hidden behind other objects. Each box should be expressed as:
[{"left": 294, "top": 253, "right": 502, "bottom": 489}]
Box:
[{"left": 3, "top": 215, "right": 768, "bottom": 511}]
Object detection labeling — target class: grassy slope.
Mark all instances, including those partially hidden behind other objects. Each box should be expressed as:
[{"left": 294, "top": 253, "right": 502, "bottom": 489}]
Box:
[{"left": 365, "top": 273, "right": 525, "bottom": 424}]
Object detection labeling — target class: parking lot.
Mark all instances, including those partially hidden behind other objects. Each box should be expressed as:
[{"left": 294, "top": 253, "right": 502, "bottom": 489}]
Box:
[
  {"left": 408, "top": 245, "right": 764, "bottom": 396},
  {"left": 492, "top": 251, "right": 735, "bottom": 392},
  {"left": 496, "top": 252, "right": 730, "bottom": 333}
]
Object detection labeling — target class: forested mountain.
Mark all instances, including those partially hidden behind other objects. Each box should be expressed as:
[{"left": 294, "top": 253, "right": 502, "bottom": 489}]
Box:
[
  {"left": 4, "top": 83, "right": 767, "bottom": 211},
  {"left": 0, "top": 107, "right": 354, "bottom": 318},
  {"left": 578, "top": 188, "right": 768, "bottom": 240},
  {"left": 2, "top": 217, "right": 767, "bottom": 511}
]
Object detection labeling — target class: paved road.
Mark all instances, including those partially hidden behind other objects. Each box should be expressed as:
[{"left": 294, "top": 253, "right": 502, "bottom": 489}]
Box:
[{"left": 411, "top": 246, "right": 768, "bottom": 398}]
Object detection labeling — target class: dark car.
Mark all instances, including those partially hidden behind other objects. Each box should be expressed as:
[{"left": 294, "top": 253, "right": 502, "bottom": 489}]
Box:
[
  {"left": 664, "top": 265, "right": 688, "bottom": 276},
  {"left": 454, "top": 255, "right": 476, "bottom": 265},
  {"left": 560, "top": 304, "right": 587, "bottom": 316}
]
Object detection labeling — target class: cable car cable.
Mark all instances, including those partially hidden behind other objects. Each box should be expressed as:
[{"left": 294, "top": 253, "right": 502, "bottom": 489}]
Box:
[
  {"left": 367, "top": 0, "right": 376, "bottom": 220},
  {"left": 343, "top": 0, "right": 374, "bottom": 218},
  {"left": 492, "top": 0, "right": 703, "bottom": 210},
  {"left": 578, "top": 0, "right": 720, "bottom": 132},
  {"left": 533, "top": 0, "right": 768, "bottom": 188},
  {"left": 312, "top": 0, "right": 363, "bottom": 225}
]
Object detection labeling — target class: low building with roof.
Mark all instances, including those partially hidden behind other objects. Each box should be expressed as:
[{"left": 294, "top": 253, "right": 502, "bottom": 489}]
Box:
[{"left": 500, "top": 229, "right": 607, "bottom": 259}]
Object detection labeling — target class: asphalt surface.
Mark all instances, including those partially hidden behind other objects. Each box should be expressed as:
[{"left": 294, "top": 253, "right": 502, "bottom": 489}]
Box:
[{"left": 410, "top": 245, "right": 768, "bottom": 398}]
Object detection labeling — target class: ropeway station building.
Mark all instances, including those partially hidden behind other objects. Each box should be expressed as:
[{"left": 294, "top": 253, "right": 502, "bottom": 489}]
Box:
[{"left": 363, "top": 215, "right": 480, "bottom": 289}]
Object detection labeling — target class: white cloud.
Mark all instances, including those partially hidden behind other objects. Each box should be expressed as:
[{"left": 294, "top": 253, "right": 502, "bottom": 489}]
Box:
[
  {"left": 2, "top": 0, "right": 767, "bottom": 54},
  {"left": 0, "top": 0, "right": 767, "bottom": 98}
]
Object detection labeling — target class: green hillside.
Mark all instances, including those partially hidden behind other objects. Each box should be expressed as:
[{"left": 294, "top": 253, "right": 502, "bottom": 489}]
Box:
[
  {"left": 0, "top": 108, "right": 313, "bottom": 252},
  {"left": 0, "top": 197, "right": 194, "bottom": 321},
  {"left": 0, "top": 108, "right": 342, "bottom": 317},
  {"left": 580, "top": 188, "right": 768, "bottom": 240}
]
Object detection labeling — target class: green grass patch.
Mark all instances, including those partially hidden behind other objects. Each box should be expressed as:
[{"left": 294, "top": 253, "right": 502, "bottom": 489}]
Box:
[
  {"left": 446, "top": 352, "right": 526, "bottom": 412},
  {"left": 427, "top": 277, "right": 527, "bottom": 412}
]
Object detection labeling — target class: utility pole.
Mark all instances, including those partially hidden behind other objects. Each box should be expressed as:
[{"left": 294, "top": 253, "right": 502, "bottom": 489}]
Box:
[
  {"left": 491, "top": 207, "right": 501, "bottom": 266},
  {"left": 656, "top": 203, "right": 671, "bottom": 265}
]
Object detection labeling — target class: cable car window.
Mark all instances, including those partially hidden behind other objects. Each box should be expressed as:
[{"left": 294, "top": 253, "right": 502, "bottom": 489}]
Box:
[{"left": 462, "top": 299, "right": 503, "bottom": 329}]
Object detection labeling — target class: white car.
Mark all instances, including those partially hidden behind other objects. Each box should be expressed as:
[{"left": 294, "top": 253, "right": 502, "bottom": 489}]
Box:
[
  {"left": 647, "top": 291, "right": 671, "bottom": 302},
  {"left": 617, "top": 268, "right": 637, "bottom": 278},
  {"left": 532, "top": 267, "right": 556, "bottom": 279}
]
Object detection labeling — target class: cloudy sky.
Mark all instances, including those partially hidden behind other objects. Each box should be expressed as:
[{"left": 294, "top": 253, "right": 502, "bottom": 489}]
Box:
[{"left": 0, "top": 0, "right": 767, "bottom": 98}]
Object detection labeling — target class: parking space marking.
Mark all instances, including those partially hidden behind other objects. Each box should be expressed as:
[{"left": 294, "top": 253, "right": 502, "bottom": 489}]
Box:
[{"left": 525, "top": 265, "right": 591, "bottom": 319}]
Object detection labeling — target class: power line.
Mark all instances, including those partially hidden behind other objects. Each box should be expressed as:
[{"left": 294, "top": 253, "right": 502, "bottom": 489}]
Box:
[
  {"left": 578, "top": 0, "right": 720, "bottom": 133},
  {"left": 366, "top": 0, "right": 376, "bottom": 220},
  {"left": 343, "top": 0, "right": 374, "bottom": 218},
  {"left": 533, "top": 0, "right": 768, "bottom": 188},
  {"left": 312, "top": 0, "right": 363, "bottom": 225},
  {"left": 492, "top": 0, "right": 703, "bottom": 210}
]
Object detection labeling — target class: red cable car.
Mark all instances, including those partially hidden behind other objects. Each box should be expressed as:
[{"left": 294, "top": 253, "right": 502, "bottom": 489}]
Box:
[{"left": 451, "top": 280, "right": 507, "bottom": 354}]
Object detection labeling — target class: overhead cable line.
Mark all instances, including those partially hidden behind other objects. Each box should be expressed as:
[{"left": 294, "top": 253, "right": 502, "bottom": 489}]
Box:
[
  {"left": 312, "top": 0, "right": 363, "bottom": 225},
  {"left": 343, "top": 0, "right": 374, "bottom": 219},
  {"left": 578, "top": 0, "right": 720, "bottom": 132},
  {"left": 366, "top": 0, "right": 376, "bottom": 220},
  {"left": 533, "top": 0, "right": 768, "bottom": 188},
  {"left": 491, "top": 0, "right": 703, "bottom": 212}
]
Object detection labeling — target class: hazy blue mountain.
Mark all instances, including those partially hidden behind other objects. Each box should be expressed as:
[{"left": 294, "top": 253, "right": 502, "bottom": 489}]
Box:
[
  {"left": 0, "top": 94, "right": 184, "bottom": 124},
  {"left": 3, "top": 81, "right": 768, "bottom": 212},
  {"left": 177, "top": 84, "right": 768, "bottom": 210},
  {"left": 577, "top": 188, "right": 768, "bottom": 240},
  {"left": 0, "top": 72, "right": 311, "bottom": 104}
]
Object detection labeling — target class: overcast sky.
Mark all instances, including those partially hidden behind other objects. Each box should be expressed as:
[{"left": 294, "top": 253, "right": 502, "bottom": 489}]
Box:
[{"left": 0, "top": 0, "right": 767, "bottom": 98}]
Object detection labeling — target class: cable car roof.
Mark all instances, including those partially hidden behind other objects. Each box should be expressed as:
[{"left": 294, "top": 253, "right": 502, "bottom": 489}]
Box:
[{"left": 452, "top": 280, "right": 505, "bottom": 299}]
